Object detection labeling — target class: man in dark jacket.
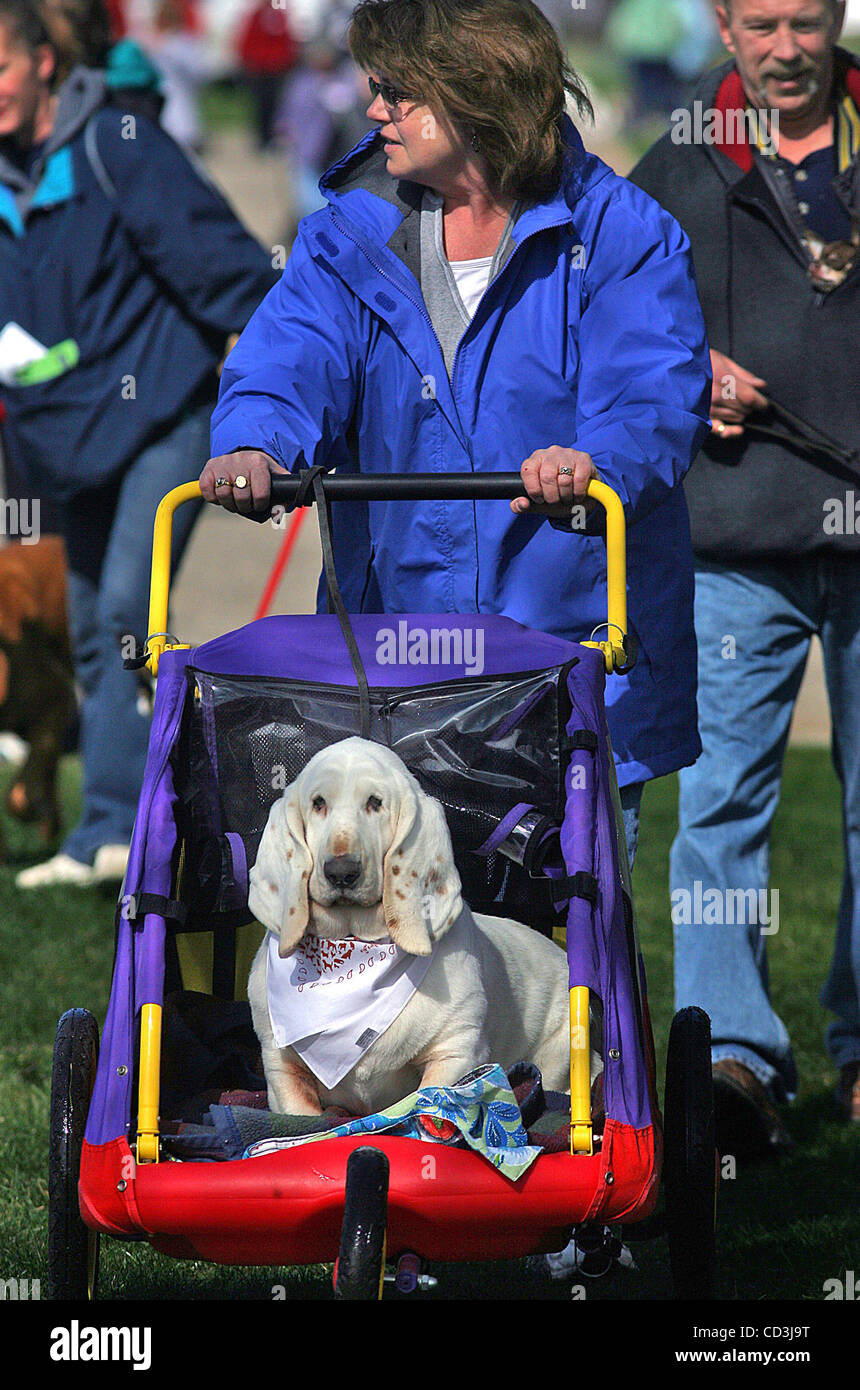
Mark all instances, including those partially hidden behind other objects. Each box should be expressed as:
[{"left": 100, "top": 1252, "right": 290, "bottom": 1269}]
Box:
[
  {"left": 631, "top": 0, "right": 860, "bottom": 1150},
  {"left": 0, "top": 0, "right": 278, "bottom": 887}
]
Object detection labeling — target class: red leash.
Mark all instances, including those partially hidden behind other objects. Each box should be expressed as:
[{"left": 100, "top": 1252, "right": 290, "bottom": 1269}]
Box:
[{"left": 254, "top": 507, "right": 308, "bottom": 620}]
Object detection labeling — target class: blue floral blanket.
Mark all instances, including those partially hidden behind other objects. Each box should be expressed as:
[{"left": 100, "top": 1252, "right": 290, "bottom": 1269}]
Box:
[{"left": 242, "top": 1064, "right": 544, "bottom": 1180}]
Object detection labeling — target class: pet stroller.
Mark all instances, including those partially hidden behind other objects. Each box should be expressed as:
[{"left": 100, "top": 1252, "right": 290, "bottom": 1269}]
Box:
[{"left": 48, "top": 472, "right": 717, "bottom": 1300}]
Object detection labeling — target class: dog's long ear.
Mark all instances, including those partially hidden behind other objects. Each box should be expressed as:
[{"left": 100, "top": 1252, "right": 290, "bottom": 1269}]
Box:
[
  {"left": 383, "top": 773, "right": 462, "bottom": 956},
  {"left": 248, "top": 791, "right": 313, "bottom": 957}
]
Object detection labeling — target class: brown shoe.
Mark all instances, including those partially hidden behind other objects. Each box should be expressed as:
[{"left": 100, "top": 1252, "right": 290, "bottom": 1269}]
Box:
[
  {"left": 712, "top": 1058, "right": 793, "bottom": 1161},
  {"left": 837, "top": 1063, "right": 860, "bottom": 1122}
]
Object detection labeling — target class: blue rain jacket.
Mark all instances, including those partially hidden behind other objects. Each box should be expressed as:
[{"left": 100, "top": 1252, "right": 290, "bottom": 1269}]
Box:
[{"left": 212, "top": 118, "right": 711, "bottom": 786}]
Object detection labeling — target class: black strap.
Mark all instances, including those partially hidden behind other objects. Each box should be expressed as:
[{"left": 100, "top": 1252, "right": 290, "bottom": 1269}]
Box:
[
  {"left": 562, "top": 728, "right": 598, "bottom": 753},
  {"left": 310, "top": 469, "right": 371, "bottom": 739},
  {"left": 126, "top": 892, "right": 189, "bottom": 926},
  {"left": 752, "top": 397, "right": 860, "bottom": 478},
  {"left": 550, "top": 871, "right": 598, "bottom": 906},
  {"left": 212, "top": 923, "right": 237, "bottom": 1001},
  {"left": 293, "top": 463, "right": 328, "bottom": 510}
]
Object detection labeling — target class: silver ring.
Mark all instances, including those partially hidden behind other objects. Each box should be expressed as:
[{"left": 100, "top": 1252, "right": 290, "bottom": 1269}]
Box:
[
  {"left": 214, "top": 476, "right": 230, "bottom": 488},
  {"left": 234, "top": 474, "right": 248, "bottom": 489},
  {"left": 558, "top": 466, "right": 574, "bottom": 475},
  {"left": 714, "top": 421, "right": 726, "bottom": 436}
]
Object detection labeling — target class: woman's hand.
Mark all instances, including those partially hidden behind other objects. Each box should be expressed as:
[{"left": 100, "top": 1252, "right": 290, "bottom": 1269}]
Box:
[
  {"left": 200, "top": 450, "right": 284, "bottom": 519},
  {"left": 709, "top": 350, "right": 768, "bottom": 440},
  {"left": 511, "top": 446, "right": 598, "bottom": 517}
]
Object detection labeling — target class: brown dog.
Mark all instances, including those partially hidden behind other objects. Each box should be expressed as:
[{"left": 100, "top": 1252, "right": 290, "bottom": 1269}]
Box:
[{"left": 0, "top": 536, "right": 76, "bottom": 853}]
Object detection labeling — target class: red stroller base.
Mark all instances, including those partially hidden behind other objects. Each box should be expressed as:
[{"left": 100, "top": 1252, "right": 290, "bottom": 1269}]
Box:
[{"left": 80, "top": 1121, "right": 659, "bottom": 1267}]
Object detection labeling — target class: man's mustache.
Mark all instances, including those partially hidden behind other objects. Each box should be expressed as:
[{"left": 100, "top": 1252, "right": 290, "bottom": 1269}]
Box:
[{"left": 762, "top": 65, "right": 815, "bottom": 81}]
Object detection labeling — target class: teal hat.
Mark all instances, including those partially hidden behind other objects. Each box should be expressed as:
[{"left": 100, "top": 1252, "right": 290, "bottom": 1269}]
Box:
[{"left": 105, "top": 38, "right": 164, "bottom": 92}]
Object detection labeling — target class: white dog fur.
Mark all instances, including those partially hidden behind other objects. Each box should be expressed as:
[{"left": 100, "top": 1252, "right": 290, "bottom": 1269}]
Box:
[{"left": 247, "top": 737, "right": 601, "bottom": 1117}]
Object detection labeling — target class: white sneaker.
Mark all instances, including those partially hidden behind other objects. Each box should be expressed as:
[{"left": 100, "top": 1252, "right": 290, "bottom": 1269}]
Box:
[
  {"left": 16, "top": 853, "right": 96, "bottom": 889},
  {"left": 92, "top": 844, "right": 130, "bottom": 883},
  {"left": 0, "top": 732, "right": 28, "bottom": 765}
]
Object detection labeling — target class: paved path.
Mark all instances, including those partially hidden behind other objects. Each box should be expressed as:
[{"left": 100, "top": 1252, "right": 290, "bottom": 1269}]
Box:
[{"left": 170, "top": 123, "right": 831, "bottom": 748}]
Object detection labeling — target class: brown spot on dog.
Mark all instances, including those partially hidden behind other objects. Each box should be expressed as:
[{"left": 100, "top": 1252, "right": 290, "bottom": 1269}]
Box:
[
  {"left": 289, "top": 907, "right": 295, "bottom": 916},
  {"left": 395, "top": 890, "right": 405, "bottom": 900},
  {"left": 391, "top": 864, "right": 400, "bottom": 875}
]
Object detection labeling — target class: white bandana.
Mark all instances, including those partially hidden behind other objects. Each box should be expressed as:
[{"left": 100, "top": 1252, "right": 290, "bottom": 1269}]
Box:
[{"left": 266, "top": 934, "right": 434, "bottom": 1090}]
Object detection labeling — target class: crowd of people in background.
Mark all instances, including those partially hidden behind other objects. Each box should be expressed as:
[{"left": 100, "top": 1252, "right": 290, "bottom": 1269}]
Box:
[
  {"left": 87, "top": 1, "right": 726, "bottom": 205},
  {"left": 97, "top": 0, "right": 372, "bottom": 161}
]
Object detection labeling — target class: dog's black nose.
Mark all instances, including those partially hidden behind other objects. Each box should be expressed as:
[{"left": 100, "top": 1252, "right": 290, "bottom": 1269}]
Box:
[{"left": 323, "top": 854, "right": 362, "bottom": 888}]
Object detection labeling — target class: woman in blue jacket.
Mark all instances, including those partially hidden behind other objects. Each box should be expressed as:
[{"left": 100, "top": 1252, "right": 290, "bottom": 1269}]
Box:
[{"left": 205, "top": 0, "right": 712, "bottom": 858}]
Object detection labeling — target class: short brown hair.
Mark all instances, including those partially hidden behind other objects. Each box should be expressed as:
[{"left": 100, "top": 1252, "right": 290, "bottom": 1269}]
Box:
[
  {"left": 39, "top": 0, "right": 112, "bottom": 81},
  {"left": 0, "top": 0, "right": 51, "bottom": 50},
  {"left": 348, "top": 0, "right": 592, "bottom": 203}
]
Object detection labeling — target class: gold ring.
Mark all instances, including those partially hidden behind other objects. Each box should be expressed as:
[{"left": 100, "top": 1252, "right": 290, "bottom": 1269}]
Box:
[
  {"left": 715, "top": 421, "right": 726, "bottom": 436},
  {"left": 559, "top": 466, "right": 573, "bottom": 475},
  {"left": 234, "top": 475, "right": 248, "bottom": 489},
  {"left": 214, "top": 476, "right": 229, "bottom": 488}
]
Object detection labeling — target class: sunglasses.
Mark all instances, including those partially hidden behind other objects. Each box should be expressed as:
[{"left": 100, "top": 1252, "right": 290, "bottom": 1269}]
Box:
[{"left": 367, "top": 76, "right": 415, "bottom": 108}]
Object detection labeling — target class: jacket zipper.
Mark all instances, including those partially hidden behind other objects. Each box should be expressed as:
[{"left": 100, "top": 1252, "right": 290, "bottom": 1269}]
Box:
[
  {"left": 327, "top": 203, "right": 573, "bottom": 398},
  {"left": 325, "top": 203, "right": 574, "bottom": 612}
]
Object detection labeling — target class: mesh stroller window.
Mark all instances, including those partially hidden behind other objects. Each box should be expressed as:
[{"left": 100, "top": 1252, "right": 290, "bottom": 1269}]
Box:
[{"left": 171, "top": 660, "right": 578, "bottom": 934}]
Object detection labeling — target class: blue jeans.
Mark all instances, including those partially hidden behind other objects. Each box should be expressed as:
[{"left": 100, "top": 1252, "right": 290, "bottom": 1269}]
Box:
[
  {"left": 60, "top": 404, "right": 209, "bottom": 863},
  {"left": 671, "top": 558, "right": 860, "bottom": 1100},
  {"left": 619, "top": 780, "right": 644, "bottom": 871}
]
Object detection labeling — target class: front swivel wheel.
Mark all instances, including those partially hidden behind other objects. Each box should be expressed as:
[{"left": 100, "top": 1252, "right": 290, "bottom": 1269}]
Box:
[{"left": 333, "top": 1146, "right": 389, "bottom": 1300}]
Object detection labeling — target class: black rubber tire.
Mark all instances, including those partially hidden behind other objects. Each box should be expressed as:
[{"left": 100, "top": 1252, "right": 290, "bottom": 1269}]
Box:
[
  {"left": 663, "top": 1006, "right": 718, "bottom": 1300},
  {"left": 333, "top": 1147, "right": 389, "bottom": 1300},
  {"left": 48, "top": 1009, "right": 101, "bottom": 1301}
]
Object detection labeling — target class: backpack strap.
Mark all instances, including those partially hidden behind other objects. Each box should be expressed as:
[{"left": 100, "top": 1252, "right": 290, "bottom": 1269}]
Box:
[{"left": 84, "top": 112, "right": 116, "bottom": 201}]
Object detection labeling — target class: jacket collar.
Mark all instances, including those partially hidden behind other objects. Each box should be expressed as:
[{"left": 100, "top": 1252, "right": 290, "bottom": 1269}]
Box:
[
  {"left": 319, "top": 113, "right": 602, "bottom": 251},
  {"left": 0, "top": 65, "right": 107, "bottom": 197}
]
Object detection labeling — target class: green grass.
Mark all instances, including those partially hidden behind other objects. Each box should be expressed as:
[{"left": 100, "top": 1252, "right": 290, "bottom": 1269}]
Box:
[{"left": 1, "top": 749, "right": 858, "bottom": 1302}]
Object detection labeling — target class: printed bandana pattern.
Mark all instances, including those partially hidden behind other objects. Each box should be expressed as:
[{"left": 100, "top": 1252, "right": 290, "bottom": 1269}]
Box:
[{"left": 266, "top": 934, "right": 433, "bottom": 1089}]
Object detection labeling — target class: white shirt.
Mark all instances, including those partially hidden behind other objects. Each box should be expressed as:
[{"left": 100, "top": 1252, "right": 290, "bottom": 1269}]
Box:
[{"left": 448, "top": 255, "right": 495, "bottom": 320}]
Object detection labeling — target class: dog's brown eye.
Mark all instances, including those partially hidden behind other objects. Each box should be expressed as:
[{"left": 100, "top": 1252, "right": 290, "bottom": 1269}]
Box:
[
  {"left": 366, "top": 794, "right": 383, "bottom": 813},
  {"left": 311, "top": 794, "right": 326, "bottom": 813}
]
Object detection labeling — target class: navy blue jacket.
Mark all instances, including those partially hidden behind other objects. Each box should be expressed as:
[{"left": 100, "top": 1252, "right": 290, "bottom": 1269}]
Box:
[{"left": 0, "top": 67, "right": 278, "bottom": 501}]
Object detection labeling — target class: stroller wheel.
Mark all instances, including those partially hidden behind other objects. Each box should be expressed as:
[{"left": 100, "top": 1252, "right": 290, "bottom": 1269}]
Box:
[
  {"left": 333, "top": 1147, "right": 389, "bottom": 1300},
  {"left": 48, "top": 1009, "right": 100, "bottom": 1301},
  {"left": 663, "top": 1006, "right": 717, "bottom": 1300}
]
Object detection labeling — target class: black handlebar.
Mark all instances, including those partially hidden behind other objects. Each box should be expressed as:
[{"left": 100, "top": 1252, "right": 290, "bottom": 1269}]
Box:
[{"left": 270, "top": 471, "right": 528, "bottom": 503}]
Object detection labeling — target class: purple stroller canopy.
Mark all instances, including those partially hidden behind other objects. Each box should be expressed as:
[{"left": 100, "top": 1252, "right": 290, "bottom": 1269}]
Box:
[{"left": 189, "top": 613, "right": 584, "bottom": 683}]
